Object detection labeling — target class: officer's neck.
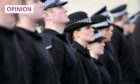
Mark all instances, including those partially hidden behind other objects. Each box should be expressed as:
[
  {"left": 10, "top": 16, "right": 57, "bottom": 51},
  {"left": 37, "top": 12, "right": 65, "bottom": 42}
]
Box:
[
  {"left": 114, "top": 21, "right": 124, "bottom": 29},
  {"left": 45, "top": 22, "right": 66, "bottom": 34},
  {"left": 0, "top": 12, "right": 14, "bottom": 29},
  {"left": 89, "top": 51, "right": 98, "bottom": 59},
  {"left": 74, "top": 39, "right": 88, "bottom": 49},
  {"left": 16, "top": 17, "right": 37, "bottom": 32}
]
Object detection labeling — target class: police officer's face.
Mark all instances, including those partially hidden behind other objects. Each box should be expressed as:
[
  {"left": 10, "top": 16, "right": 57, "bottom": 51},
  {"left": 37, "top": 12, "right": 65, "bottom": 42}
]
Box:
[
  {"left": 123, "top": 14, "right": 128, "bottom": 24},
  {"left": 100, "top": 26, "right": 113, "bottom": 42},
  {"left": 45, "top": 5, "right": 69, "bottom": 24},
  {"left": 130, "top": 24, "right": 135, "bottom": 34},
  {"left": 25, "top": 0, "right": 45, "bottom": 21},
  {"left": 123, "top": 23, "right": 135, "bottom": 35},
  {"left": 88, "top": 41, "right": 105, "bottom": 56},
  {"left": 75, "top": 25, "right": 95, "bottom": 43},
  {"left": 0, "top": 0, "right": 22, "bottom": 28}
]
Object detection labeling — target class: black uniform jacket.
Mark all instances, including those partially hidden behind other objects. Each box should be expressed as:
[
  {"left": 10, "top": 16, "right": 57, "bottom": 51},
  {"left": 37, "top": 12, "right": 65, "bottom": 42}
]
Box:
[
  {"left": 71, "top": 41, "right": 103, "bottom": 84},
  {"left": 99, "top": 43, "right": 123, "bottom": 84},
  {"left": 41, "top": 29, "right": 89, "bottom": 84},
  {"left": 122, "top": 35, "right": 140, "bottom": 84},
  {"left": 111, "top": 24, "right": 140, "bottom": 84},
  {"left": 14, "top": 27, "right": 60, "bottom": 84},
  {"left": 133, "top": 16, "right": 140, "bottom": 77},
  {"left": 0, "top": 26, "right": 29, "bottom": 84},
  {"left": 93, "top": 58, "right": 112, "bottom": 84}
]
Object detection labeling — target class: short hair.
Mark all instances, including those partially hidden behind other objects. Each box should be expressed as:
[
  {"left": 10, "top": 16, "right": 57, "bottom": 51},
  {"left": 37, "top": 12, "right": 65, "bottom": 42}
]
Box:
[
  {"left": 113, "top": 13, "right": 128, "bottom": 22},
  {"left": 65, "top": 28, "right": 81, "bottom": 44},
  {"left": 113, "top": 15, "right": 123, "bottom": 22}
]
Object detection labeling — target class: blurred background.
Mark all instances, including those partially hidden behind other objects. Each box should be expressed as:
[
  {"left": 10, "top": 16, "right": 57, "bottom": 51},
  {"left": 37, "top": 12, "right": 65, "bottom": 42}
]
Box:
[{"left": 65, "top": 0, "right": 140, "bottom": 16}]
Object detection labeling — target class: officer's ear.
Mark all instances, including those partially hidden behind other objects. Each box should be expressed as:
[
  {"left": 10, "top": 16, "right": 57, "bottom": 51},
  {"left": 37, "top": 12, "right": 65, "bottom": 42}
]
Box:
[
  {"left": 73, "top": 28, "right": 82, "bottom": 40},
  {"left": 44, "top": 10, "right": 51, "bottom": 21},
  {"left": 73, "top": 30, "right": 80, "bottom": 40}
]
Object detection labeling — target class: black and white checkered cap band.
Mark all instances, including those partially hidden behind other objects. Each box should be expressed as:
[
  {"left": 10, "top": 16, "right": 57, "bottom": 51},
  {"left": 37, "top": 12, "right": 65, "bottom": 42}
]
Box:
[
  {"left": 76, "top": 18, "right": 92, "bottom": 23},
  {"left": 129, "top": 14, "right": 140, "bottom": 23},
  {"left": 92, "top": 20, "right": 109, "bottom": 28},
  {"left": 94, "top": 31, "right": 103, "bottom": 39},
  {"left": 112, "top": 9, "right": 127, "bottom": 18},
  {"left": 101, "top": 11, "right": 109, "bottom": 16},
  {"left": 129, "top": 17, "right": 136, "bottom": 24},
  {"left": 68, "top": 18, "right": 92, "bottom": 26},
  {"left": 44, "top": 0, "right": 56, "bottom": 8}
]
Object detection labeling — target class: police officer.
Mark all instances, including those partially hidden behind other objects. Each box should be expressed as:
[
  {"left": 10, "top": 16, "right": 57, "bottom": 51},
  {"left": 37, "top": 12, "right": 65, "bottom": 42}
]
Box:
[
  {"left": 123, "top": 14, "right": 140, "bottom": 84},
  {"left": 64, "top": 11, "right": 103, "bottom": 84},
  {"left": 110, "top": 4, "right": 139, "bottom": 84},
  {"left": 91, "top": 15, "right": 123, "bottom": 84},
  {"left": 0, "top": 0, "right": 31, "bottom": 84},
  {"left": 87, "top": 29, "right": 112, "bottom": 84},
  {"left": 42, "top": 0, "right": 89, "bottom": 84},
  {"left": 133, "top": 12, "right": 140, "bottom": 78},
  {"left": 14, "top": 0, "right": 60, "bottom": 84}
]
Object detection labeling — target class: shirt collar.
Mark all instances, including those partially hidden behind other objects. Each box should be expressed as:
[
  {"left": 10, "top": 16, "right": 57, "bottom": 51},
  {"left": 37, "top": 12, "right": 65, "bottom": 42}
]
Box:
[
  {"left": 72, "top": 41, "right": 91, "bottom": 58},
  {"left": 15, "top": 27, "right": 42, "bottom": 40}
]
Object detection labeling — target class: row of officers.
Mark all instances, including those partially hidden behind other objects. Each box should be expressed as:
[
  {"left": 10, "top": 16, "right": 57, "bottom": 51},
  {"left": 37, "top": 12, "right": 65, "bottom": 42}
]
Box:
[{"left": 0, "top": 0, "right": 140, "bottom": 84}]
